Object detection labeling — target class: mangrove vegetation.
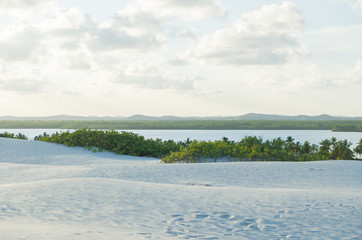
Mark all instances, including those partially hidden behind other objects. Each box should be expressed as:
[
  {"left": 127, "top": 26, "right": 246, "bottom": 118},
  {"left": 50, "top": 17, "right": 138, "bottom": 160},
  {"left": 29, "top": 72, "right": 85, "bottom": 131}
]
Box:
[
  {"left": 162, "top": 136, "right": 360, "bottom": 163},
  {"left": 30, "top": 129, "right": 362, "bottom": 162},
  {"left": 34, "top": 129, "right": 188, "bottom": 158}
]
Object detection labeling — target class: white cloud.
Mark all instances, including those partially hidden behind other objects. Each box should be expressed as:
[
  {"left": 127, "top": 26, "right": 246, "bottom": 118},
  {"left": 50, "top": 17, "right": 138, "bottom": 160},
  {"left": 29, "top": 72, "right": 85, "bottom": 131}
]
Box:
[
  {"left": 138, "top": 0, "right": 226, "bottom": 20},
  {"left": 87, "top": 28, "right": 166, "bottom": 52},
  {"left": 0, "top": 0, "right": 227, "bottom": 97},
  {"left": 117, "top": 61, "right": 195, "bottom": 90},
  {"left": 0, "top": 0, "right": 226, "bottom": 63},
  {"left": 41, "top": 7, "right": 96, "bottom": 34},
  {"left": 226, "top": 58, "right": 362, "bottom": 92},
  {"left": 353, "top": 0, "right": 362, "bottom": 9},
  {"left": 88, "top": 0, "right": 226, "bottom": 52},
  {"left": 46, "top": 7, "right": 166, "bottom": 52},
  {"left": 0, "top": 8, "right": 94, "bottom": 62},
  {"left": 0, "top": 0, "right": 57, "bottom": 17},
  {"left": 84, "top": 4, "right": 168, "bottom": 52},
  {"left": 0, "top": 0, "right": 55, "bottom": 10},
  {"left": 175, "top": 27, "right": 198, "bottom": 39},
  {"left": 92, "top": 0, "right": 226, "bottom": 52},
  {"left": 269, "top": 59, "right": 362, "bottom": 89},
  {"left": 0, "top": 6, "right": 166, "bottom": 64},
  {"left": 230, "top": 62, "right": 333, "bottom": 90},
  {"left": 0, "top": 5, "right": 169, "bottom": 97},
  {"left": 91, "top": 0, "right": 226, "bottom": 52},
  {"left": 49, "top": 44, "right": 93, "bottom": 70},
  {"left": 112, "top": 5, "right": 167, "bottom": 37},
  {"left": 352, "top": 60, "right": 362, "bottom": 83},
  {"left": 328, "top": 0, "right": 362, "bottom": 10},
  {"left": 341, "top": 59, "right": 362, "bottom": 84},
  {"left": 185, "top": 1, "right": 306, "bottom": 66},
  {"left": 0, "top": 22, "right": 41, "bottom": 61},
  {"left": 112, "top": 60, "right": 211, "bottom": 93},
  {"left": 0, "top": 62, "right": 48, "bottom": 94},
  {"left": 281, "top": 64, "right": 333, "bottom": 89}
]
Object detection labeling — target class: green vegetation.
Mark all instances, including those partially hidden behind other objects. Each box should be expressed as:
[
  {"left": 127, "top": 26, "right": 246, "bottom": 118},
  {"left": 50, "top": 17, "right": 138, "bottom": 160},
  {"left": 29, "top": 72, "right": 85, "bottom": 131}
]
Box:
[
  {"left": 0, "top": 132, "right": 28, "bottom": 140},
  {"left": 162, "top": 136, "right": 359, "bottom": 163},
  {"left": 34, "top": 128, "right": 188, "bottom": 158},
  {"left": 0, "top": 120, "right": 362, "bottom": 131},
  {"left": 33, "top": 128, "right": 361, "bottom": 162},
  {"left": 354, "top": 139, "right": 362, "bottom": 159},
  {"left": 332, "top": 124, "right": 362, "bottom": 132}
]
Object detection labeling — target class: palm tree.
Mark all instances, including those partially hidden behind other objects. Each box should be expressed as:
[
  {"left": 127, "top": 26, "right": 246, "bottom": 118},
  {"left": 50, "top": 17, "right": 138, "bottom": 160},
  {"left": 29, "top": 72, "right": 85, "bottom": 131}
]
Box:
[
  {"left": 331, "top": 137, "right": 337, "bottom": 145},
  {"left": 319, "top": 139, "right": 332, "bottom": 159},
  {"left": 331, "top": 140, "right": 354, "bottom": 160},
  {"left": 286, "top": 136, "right": 294, "bottom": 143},
  {"left": 301, "top": 141, "right": 311, "bottom": 154},
  {"left": 311, "top": 144, "right": 319, "bottom": 154},
  {"left": 285, "top": 136, "right": 296, "bottom": 153},
  {"left": 354, "top": 139, "right": 362, "bottom": 160},
  {"left": 320, "top": 139, "right": 332, "bottom": 152}
]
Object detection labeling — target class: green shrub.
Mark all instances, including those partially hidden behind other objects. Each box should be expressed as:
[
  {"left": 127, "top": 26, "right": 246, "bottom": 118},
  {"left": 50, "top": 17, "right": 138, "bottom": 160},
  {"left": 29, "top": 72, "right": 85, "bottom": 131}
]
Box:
[
  {"left": 35, "top": 128, "right": 186, "bottom": 158},
  {"left": 0, "top": 132, "right": 28, "bottom": 140}
]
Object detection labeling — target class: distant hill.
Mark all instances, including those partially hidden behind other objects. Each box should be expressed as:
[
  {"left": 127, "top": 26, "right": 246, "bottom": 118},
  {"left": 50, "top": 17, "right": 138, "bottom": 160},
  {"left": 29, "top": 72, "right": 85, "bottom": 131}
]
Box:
[
  {"left": 234, "top": 113, "right": 362, "bottom": 121},
  {"left": 0, "top": 113, "right": 361, "bottom": 121}
]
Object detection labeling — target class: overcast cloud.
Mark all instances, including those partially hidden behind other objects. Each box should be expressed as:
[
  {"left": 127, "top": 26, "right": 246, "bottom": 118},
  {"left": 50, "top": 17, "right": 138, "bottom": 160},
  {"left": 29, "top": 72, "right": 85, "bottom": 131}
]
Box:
[{"left": 0, "top": 0, "right": 361, "bottom": 117}]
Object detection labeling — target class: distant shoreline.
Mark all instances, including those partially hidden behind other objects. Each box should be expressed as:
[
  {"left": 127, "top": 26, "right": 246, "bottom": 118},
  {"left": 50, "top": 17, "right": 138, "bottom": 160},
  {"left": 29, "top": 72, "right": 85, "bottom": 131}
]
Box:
[{"left": 0, "top": 120, "right": 362, "bottom": 132}]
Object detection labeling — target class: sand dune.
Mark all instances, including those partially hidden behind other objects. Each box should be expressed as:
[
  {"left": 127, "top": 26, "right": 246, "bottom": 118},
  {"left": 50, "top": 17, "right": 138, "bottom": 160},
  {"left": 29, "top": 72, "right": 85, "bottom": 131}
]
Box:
[{"left": 0, "top": 138, "right": 361, "bottom": 239}]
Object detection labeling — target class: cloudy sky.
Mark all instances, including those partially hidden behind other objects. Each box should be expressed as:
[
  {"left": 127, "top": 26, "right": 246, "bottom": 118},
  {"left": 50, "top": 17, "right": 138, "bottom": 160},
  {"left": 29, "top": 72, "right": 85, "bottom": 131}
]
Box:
[{"left": 0, "top": 0, "right": 361, "bottom": 117}]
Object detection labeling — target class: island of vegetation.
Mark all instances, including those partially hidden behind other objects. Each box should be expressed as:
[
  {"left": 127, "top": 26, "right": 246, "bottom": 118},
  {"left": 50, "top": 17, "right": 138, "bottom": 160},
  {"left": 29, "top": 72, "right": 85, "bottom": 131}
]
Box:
[
  {"left": 1, "top": 129, "right": 361, "bottom": 162},
  {"left": 28, "top": 129, "right": 362, "bottom": 162}
]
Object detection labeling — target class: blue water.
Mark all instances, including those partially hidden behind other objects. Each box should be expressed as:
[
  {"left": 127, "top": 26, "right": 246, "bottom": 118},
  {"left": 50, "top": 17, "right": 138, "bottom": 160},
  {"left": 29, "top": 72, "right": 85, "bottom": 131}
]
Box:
[{"left": 1, "top": 129, "right": 361, "bottom": 147}]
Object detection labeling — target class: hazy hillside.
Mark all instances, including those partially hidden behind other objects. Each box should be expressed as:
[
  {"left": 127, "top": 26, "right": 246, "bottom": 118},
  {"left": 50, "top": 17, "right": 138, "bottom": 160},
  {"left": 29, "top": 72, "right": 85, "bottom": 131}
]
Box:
[{"left": 1, "top": 113, "right": 361, "bottom": 121}]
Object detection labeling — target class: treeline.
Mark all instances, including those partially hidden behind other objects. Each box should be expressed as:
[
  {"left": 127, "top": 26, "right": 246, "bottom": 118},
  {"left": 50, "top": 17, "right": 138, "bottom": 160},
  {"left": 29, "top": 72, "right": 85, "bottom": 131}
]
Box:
[
  {"left": 1, "top": 120, "right": 362, "bottom": 132},
  {"left": 0, "top": 132, "right": 28, "bottom": 140},
  {"left": 162, "top": 137, "right": 362, "bottom": 163},
  {"left": 34, "top": 129, "right": 189, "bottom": 158},
  {"left": 3, "top": 129, "right": 362, "bottom": 161},
  {"left": 332, "top": 124, "right": 362, "bottom": 132}
]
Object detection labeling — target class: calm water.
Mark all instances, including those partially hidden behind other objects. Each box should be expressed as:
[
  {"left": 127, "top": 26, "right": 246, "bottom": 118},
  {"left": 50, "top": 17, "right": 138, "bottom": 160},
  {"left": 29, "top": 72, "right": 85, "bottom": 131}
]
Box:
[{"left": 1, "top": 129, "right": 361, "bottom": 147}]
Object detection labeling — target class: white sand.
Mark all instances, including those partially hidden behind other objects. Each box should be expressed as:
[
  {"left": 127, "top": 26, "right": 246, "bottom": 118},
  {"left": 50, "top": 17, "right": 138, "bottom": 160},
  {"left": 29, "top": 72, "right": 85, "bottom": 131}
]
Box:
[{"left": 0, "top": 138, "right": 361, "bottom": 239}]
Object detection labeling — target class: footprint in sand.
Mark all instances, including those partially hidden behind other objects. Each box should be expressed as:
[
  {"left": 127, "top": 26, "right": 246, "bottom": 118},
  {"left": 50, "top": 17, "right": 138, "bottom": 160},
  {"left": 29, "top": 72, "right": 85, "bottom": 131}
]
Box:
[
  {"left": 163, "top": 211, "right": 273, "bottom": 239},
  {"left": 273, "top": 210, "right": 294, "bottom": 219}
]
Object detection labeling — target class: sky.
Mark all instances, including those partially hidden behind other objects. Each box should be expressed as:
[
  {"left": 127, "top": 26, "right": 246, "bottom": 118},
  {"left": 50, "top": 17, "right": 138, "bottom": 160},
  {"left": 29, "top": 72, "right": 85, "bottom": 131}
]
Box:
[{"left": 0, "top": 0, "right": 361, "bottom": 117}]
